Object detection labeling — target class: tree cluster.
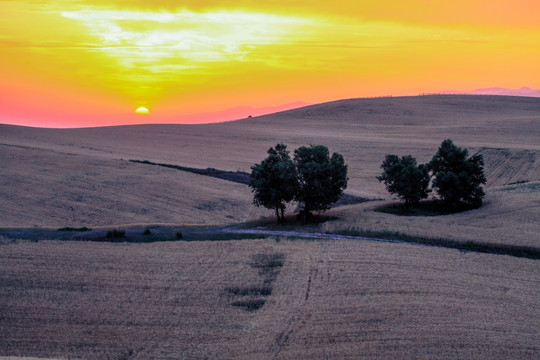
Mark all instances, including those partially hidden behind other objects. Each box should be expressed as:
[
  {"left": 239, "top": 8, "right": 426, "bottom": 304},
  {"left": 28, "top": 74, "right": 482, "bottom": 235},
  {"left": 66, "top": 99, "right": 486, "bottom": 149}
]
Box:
[
  {"left": 377, "top": 154, "right": 430, "bottom": 210},
  {"left": 249, "top": 143, "right": 348, "bottom": 222},
  {"left": 378, "top": 139, "right": 486, "bottom": 210}
]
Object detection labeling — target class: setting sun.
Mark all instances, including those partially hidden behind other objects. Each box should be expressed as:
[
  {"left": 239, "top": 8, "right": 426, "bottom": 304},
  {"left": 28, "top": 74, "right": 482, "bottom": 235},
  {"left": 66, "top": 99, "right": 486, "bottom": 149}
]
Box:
[{"left": 135, "top": 107, "right": 150, "bottom": 115}]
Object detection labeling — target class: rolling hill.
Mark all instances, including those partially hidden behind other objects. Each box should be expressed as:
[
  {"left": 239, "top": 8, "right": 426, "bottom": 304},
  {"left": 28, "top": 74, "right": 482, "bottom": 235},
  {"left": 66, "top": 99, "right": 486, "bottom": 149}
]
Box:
[
  {"left": 0, "top": 95, "right": 539, "bottom": 359},
  {"left": 1, "top": 95, "right": 538, "bottom": 230}
]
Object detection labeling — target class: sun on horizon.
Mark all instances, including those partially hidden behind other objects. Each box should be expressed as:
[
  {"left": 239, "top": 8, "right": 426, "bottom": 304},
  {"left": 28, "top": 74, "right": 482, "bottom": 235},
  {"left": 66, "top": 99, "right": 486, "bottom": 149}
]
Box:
[
  {"left": 135, "top": 107, "right": 150, "bottom": 115},
  {"left": 1, "top": 0, "right": 539, "bottom": 128}
]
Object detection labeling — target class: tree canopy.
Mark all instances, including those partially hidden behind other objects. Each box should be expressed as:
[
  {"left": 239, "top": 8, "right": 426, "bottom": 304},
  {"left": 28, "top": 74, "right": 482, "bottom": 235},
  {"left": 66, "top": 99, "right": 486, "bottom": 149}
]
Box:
[
  {"left": 248, "top": 143, "right": 298, "bottom": 222},
  {"left": 294, "top": 145, "right": 348, "bottom": 217},
  {"left": 249, "top": 143, "right": 348, "bottom": 222},
  {"left": 428, "top": 139, "right": 486, "bottom": 208},
  {"left": 378, "top": 139, "right": 486, "bottom": 212},
  {"left": 377, "top": 154, "right": 430, "bottom": 208}
]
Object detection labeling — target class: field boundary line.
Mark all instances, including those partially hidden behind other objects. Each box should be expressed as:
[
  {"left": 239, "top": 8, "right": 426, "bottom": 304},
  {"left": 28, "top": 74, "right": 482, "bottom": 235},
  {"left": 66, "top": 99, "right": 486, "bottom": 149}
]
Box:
[{"left": 222, "top": 227, "right": 540, "bottom": 260}]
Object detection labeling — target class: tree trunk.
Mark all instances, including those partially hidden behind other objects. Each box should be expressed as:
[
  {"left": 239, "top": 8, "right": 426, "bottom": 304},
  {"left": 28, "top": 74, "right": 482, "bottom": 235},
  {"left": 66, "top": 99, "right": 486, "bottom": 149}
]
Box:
[{"left": 303, "top": 206, "right": 310, "bottom": 223}]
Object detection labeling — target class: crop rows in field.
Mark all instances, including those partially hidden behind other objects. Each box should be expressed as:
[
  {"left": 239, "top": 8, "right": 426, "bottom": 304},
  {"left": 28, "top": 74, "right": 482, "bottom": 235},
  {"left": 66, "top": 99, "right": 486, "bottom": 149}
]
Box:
[{"left": 1, "top": 239, "right": 538, "bottom": 359}]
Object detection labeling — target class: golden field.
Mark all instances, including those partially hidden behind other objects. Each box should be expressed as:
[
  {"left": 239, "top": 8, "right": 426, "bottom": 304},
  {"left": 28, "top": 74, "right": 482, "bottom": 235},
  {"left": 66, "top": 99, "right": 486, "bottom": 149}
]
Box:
[
  {"left": 0, "top": 144, "right": 265, "bottom": 227},
  {"left": 0, "top": 95, "right": 539, "bottom": 358},
  {"left": 0, "top": 239, "right": 538, "bottom": 359}
]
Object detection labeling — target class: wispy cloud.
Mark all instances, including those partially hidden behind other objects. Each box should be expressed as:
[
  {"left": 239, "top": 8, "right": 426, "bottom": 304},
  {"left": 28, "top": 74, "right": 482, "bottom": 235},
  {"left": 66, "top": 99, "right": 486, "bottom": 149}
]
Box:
[{"left": 61, "top": 9, "right": 313, "bottom": 71}]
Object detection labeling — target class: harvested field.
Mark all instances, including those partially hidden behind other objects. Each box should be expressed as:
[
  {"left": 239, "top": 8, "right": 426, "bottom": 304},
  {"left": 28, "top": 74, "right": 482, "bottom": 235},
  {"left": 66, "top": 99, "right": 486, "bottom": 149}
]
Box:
[
  {"left": 478, "top": 148, "right": 539, "bottom": 187},
  {"left": 0, "top": 144, "right": 265, "bottom": 228},
  {"left": 321, "top": 181, "right": 540, "bottom": 248},
  {"left": 0, "top": 239, "right": 538, "bottom": 359}
]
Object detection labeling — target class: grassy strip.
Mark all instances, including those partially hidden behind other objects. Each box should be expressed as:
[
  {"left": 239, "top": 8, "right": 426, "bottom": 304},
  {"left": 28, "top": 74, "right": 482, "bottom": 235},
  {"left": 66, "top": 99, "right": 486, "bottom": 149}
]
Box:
[
  {"left": 8, "top": 223, "right": 539, "bottom": 260},
  {"left": 83, "top": 228, "right": 270, "bottom": 243},
  {"left": 105, "top": 229, "right": 125, "bottom": 238},
  {"left": 129, "top": 159, "right": 251, "bottom": 184},
  {"left": 333, "top": 228, "right": 540, "bottom": 260},
  {"left": 181, "top": 231, "right": 273, "bottom": 242}
]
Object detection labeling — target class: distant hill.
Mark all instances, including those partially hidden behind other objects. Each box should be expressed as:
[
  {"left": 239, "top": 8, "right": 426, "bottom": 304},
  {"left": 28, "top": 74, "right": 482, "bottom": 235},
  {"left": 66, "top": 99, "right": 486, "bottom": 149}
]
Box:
[
  {"left": 228, "top": 94, "right": 540, "bottom": 130},
  {"left": 438, "top": 87, "right": 540, "bottom": 98}
]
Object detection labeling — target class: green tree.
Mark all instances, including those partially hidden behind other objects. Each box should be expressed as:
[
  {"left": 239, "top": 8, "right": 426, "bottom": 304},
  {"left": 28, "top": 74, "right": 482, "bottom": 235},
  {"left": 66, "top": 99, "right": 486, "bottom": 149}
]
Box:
[
  {"left": 249, "top": 143, "right": 298, "bottom": 222},
  {"left": 377, "top": 154, "right": 430, "bottom": 209},
  {"left": 428, "top": 139, "right": 486, "bottom": 208},
  {"left": 293, "top": 145, "right": 348, "bottom": 218}
]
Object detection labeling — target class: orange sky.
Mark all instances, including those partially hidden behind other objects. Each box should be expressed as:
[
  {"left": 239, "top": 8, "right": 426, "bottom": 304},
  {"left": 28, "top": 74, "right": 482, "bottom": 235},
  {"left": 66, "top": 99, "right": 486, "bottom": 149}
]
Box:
[{"left": 1, "top": 0, "right": 539, "bottom": 128}]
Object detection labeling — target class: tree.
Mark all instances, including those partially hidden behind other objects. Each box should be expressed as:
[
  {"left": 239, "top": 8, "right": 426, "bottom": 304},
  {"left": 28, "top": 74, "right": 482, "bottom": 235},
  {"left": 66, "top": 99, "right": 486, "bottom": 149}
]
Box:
[
  {"left": 249, "top": 143, "right": 298, "bottom": 222},
  {"left": 428, "top": 139, "right": 486, "bottom": 208},
  {"left": 377, "top": 154, "right": 430, "bottom": 209},
  {"left": 293, "top": 145, "right": 348, "bottom": 218}
]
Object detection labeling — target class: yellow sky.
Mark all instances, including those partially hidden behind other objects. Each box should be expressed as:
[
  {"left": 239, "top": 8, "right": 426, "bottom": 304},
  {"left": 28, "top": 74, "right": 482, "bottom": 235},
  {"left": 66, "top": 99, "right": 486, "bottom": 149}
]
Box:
[{"left": 1, "top": 0, "right": 539, "bottom": 127}]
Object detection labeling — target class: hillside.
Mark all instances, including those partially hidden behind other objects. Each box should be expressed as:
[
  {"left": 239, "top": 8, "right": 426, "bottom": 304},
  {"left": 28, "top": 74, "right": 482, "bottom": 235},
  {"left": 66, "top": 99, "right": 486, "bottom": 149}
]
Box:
[
  {"left": 1, "top": 95, "right": 539, "bottom": 359},
  {"left": 0, "top": 95, "right": 539, "bottom": 232}
]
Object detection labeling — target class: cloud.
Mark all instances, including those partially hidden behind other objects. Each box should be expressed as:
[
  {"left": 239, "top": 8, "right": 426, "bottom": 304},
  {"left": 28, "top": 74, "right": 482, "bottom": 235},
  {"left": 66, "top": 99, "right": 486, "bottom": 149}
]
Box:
[{"left": 61, "top": 9, "right": 313, "bottom": 69}]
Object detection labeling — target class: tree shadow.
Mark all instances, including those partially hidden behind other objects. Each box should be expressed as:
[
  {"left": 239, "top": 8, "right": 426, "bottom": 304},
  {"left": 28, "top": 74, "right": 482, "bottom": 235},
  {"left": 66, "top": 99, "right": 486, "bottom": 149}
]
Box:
[{"left": 375, "top": 200, "right": 481, "bottom": 216}]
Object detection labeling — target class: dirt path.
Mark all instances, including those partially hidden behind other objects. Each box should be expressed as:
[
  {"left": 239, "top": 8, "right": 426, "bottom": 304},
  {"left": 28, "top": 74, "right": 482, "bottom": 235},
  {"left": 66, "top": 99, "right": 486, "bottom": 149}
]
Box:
[
  {"left": 1, "top": 224, "right": 539, "bottom": 259},
  {"left": 0, "top": 225, "right": 396, "bottom": 244},
  {"left": 221, "top": 227, "right": 402, "bottom": 243}
]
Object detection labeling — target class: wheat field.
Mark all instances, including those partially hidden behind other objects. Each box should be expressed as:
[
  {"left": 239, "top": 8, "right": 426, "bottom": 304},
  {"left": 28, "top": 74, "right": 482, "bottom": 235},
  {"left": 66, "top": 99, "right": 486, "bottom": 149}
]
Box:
[
  {"left": 0, "top": 238, "right": 538, "bottom": 359},
  {"left": 320, "top": 181, "right": 540, "bottom": 248},
  {"left": 0, "top": 144, "right": 266, "bottom": 228}
]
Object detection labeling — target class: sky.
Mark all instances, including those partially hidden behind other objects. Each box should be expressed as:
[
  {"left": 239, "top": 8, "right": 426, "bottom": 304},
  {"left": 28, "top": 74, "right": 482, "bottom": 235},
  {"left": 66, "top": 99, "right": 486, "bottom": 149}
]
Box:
[{"left": 1, "top": 0, "right": 539, "bottom": 128}]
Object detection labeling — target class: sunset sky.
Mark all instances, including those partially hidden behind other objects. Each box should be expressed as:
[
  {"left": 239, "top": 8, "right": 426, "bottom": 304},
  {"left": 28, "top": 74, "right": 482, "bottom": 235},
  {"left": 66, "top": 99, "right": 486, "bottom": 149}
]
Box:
[{"left": 1, "top": 0, "right": 539, "bottom": 128}]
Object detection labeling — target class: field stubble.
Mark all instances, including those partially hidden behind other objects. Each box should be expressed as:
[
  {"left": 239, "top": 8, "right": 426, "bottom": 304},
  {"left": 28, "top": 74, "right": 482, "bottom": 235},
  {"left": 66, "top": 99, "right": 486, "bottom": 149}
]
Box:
[
  {"left": 0, "top": 239, "right": 538, "bottom": 359},
  {"left": 321, "top": 181, "right": 540, "bottom": 248},
  {"left": 0, "top": 144, "right": 267, "bottom": 228}
]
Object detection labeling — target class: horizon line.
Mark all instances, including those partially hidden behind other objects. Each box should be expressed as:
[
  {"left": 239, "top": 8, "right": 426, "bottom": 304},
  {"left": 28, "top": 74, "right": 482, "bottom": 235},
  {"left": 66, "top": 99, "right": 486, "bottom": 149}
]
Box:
[{"left": 2, "top": 91, "right": 540, "bottom": 130}]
